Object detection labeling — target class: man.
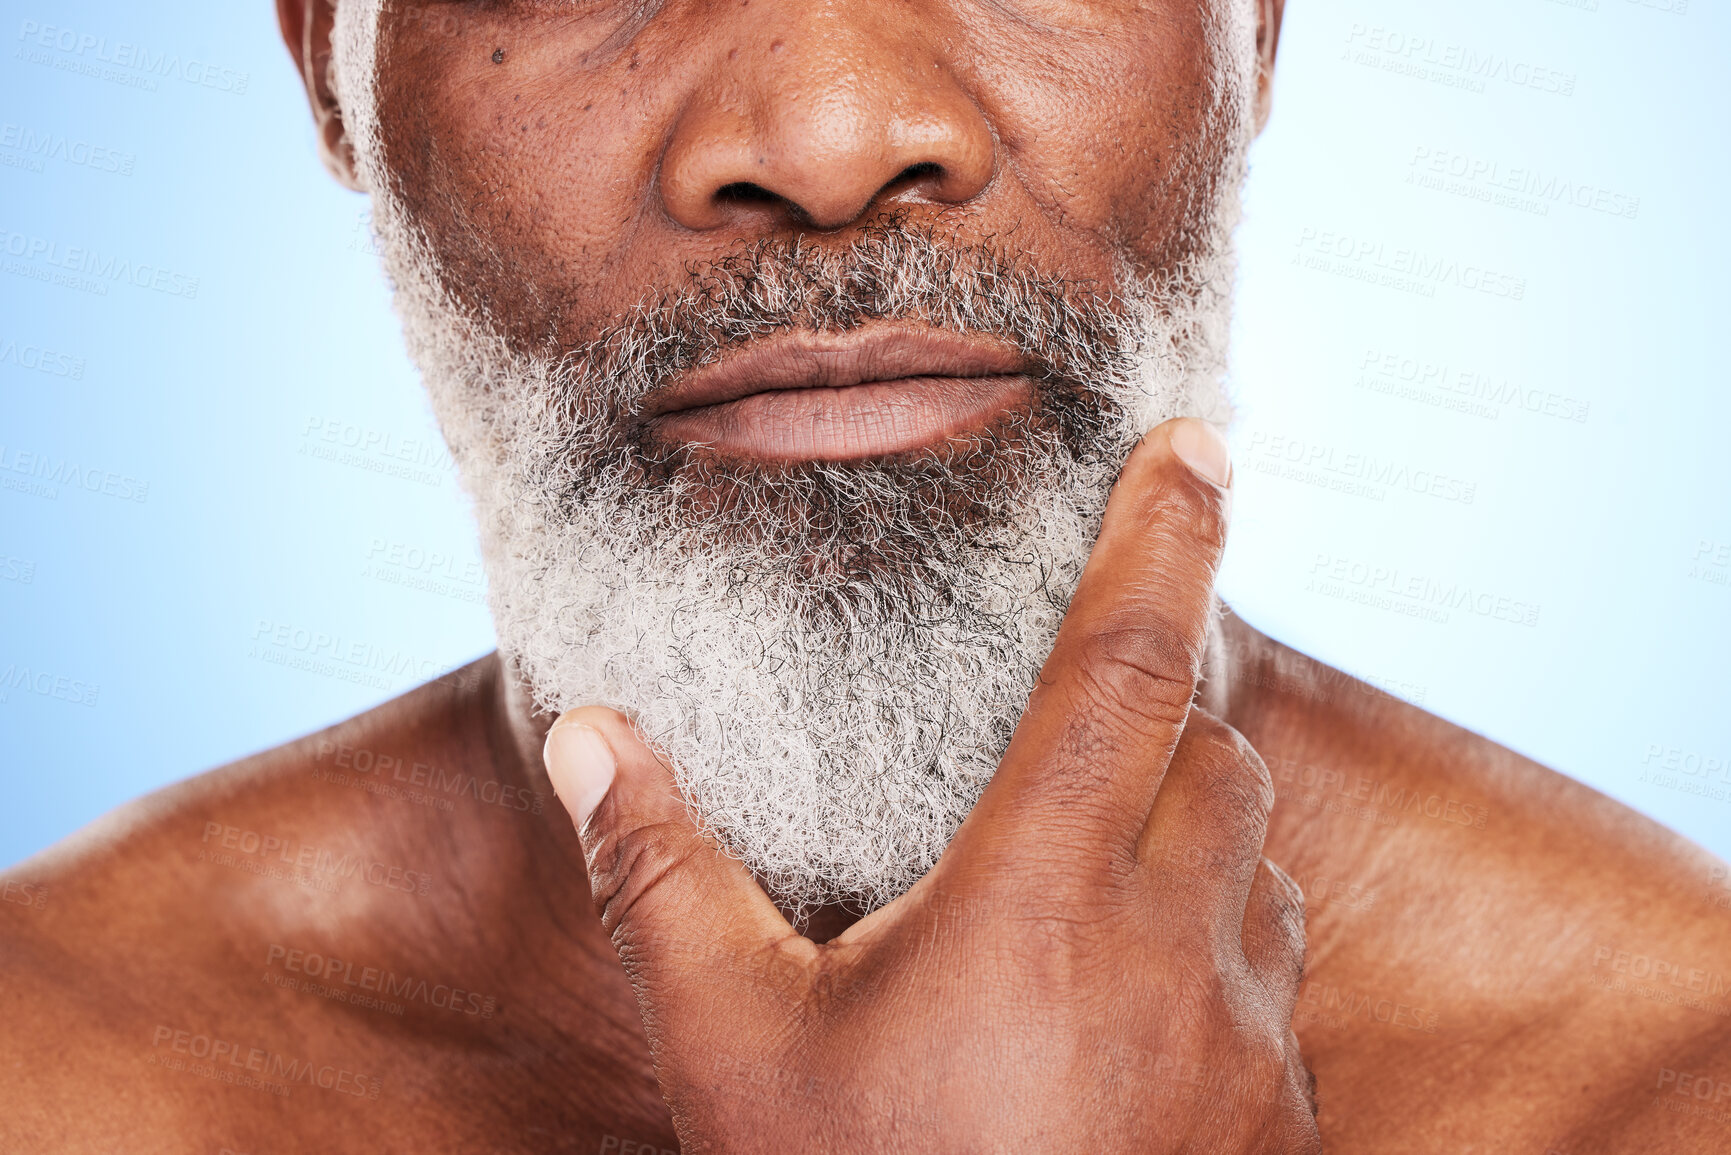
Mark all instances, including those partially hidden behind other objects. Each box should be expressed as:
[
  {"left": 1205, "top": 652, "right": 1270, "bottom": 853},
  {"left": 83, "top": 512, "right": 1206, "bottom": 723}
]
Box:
[{"left": 2, "top": 0, "right": 1727, "bottom": 1150}]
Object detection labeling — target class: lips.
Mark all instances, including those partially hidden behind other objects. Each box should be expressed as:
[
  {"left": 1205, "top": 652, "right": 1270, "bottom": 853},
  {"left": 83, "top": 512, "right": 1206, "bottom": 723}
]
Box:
[{"left": 638, "top": 323, "right": 1037, "bottom": 462}]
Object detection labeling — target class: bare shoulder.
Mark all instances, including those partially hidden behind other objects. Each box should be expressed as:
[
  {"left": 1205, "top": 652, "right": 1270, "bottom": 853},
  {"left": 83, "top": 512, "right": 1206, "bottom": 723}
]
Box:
[
  {"left": 0, "top": 653, "right": 506, "bottom": 946},
  {"left": 0, "top": 655, "right": 518, "bottom": 1152},
  {"left": 1221, "top": 620, "right": 1731, "bottom": 1152}
]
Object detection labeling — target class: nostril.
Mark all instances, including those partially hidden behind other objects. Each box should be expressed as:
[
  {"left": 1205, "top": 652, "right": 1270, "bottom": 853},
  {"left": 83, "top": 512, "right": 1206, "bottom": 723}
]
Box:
[
  {"left": 697, "top": 165, "right": 956, "bottom": 231},
  {"left": 714, "top": 181, "right": 785, "bottom": 209},
  {"left": 894, "top": 161, "right": 944, "bottom": 186},
  {"left": 874, "top": 162, "right": 949, "bottom": 207}
]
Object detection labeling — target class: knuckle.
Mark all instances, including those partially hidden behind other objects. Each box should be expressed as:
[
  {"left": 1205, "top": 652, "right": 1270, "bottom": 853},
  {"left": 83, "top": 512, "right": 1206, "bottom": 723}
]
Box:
[
  {"left": 1164, "top": 957, "right": 1237, "bottom": 1042},
  {"left": 1072, "top": 620, "right": 1201, "bottom": 734},
  {"left": 1293, "top": 1035, "right": 1322, "bottom": 1123},
  {"left": 997, "top": 907, "right": 1126, "bottom": 991},
  {"left": 1248, "top": 1033, "right": 1321, "bottom": 1144},
  {"left": 1019, "top": 791, "right": 1146, "bottom": 881},
  {"left": 1168, "top": 484, "right": 1230, "bottom": 557},
  {"left": 1251, "top": 863, "right": 1308, "bottom": 988},
  {"left": 588, "top": 820, "right": 703, "bottom": 939},
  {"left": 1239, "top": 1021, "right": 1290, "bottom": 1078},
  {"left": 1185, "top": 717, "right": 1275, "bottom": 823},
  {"left": 1275, "top": 901, "right": 1308, "bottom": 963},
  {"left": 1125, "top": 471, "right": 1229, "bottom": 558},
  {"left": 1262, "top": 858, "right": 1307, "bottom": 925},
  {"left": 1239, "top": 1026, "right": 1296, "bottom": 1105}
]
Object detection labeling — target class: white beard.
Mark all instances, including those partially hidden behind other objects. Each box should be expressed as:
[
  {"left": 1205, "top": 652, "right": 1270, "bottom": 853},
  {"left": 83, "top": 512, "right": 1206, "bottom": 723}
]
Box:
[{"left": 333, "top": 0, "right": 1255, "bottom": 917}]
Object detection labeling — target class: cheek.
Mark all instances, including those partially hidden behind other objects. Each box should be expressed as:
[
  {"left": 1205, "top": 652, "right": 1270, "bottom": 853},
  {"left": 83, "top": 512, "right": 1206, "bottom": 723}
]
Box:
[
  {"left": 371, "top": 14, "right": 689, "bottom": 348},
  {"left": 1104, "top": 52, "right": 1242, "bottom": 273},
  {"left": 963, "top": 11, "right": 1236, "bottom": 275}
]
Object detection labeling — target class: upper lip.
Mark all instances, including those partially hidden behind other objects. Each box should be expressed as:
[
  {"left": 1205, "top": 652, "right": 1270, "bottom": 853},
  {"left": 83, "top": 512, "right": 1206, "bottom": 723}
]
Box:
[{"left": 637, "top": 323, "right": 1034, "bottom": 421}]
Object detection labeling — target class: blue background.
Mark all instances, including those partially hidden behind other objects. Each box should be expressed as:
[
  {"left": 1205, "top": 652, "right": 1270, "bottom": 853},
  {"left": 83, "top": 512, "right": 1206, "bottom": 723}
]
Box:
[{"left": 2, "top": 0, "right": 1726, "bottom": 868}]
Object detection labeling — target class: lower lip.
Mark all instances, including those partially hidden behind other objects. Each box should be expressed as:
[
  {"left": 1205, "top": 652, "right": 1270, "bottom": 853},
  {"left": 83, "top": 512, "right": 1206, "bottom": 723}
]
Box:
[{"left": 647, "top": 375, "right": 1035, "bottom": 461}]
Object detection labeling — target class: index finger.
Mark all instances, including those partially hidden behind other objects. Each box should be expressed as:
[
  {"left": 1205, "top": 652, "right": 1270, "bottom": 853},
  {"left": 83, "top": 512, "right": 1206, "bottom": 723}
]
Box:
[{"left": 953, "top": 417, "right": 1232, "bottom": 881}]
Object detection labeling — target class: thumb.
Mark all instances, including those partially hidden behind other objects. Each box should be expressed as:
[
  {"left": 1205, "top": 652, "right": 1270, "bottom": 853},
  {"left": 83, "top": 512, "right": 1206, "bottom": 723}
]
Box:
[{"left": 544, "top": 707, "right": 792, "bottom": 1000}]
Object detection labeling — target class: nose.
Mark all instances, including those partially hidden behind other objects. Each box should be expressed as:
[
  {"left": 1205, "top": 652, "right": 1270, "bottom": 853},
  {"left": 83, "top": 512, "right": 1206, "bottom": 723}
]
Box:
[{"left": 659, "top": 5, "right": 996, "bottom": 232}]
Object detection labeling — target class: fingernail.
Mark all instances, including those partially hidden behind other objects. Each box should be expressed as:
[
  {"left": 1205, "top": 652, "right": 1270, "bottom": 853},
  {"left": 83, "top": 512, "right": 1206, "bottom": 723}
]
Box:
[
  {"left": 543, "top": 720, "right": 617, "bottom": 827},
  {"left": 1169, "top": 418, "right": 1233, "bottom": 488}
]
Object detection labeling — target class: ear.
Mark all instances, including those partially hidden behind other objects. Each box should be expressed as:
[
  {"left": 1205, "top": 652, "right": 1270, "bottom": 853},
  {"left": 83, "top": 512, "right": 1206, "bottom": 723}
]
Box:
[
  {"left": 1254, "top": 0, "right": 1285, "bottom": 134},
  {"left": 277, "top": 0, "right": 363, "bottom": 190}
]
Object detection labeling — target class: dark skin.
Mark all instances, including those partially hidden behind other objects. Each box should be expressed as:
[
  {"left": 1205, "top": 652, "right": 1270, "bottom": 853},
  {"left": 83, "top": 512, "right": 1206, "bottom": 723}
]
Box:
[
  {"left": 4, "top": 622, "right": 1731, "bottom": 1151},
  {"left": 542, "top": 423, "right": 1324, "bottom": 1152},
  {"left": 4, "top": 0, "right": 1730, "bottom": 1150}
]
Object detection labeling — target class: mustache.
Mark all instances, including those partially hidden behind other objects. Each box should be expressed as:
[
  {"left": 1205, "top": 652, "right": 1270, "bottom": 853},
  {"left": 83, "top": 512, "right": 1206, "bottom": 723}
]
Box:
[
  {"left": 499, "top": 221, "right": 1155, "bottom": 604},
  {"left": 545, "top": 219, "right": 1144, "bottom": 426}
]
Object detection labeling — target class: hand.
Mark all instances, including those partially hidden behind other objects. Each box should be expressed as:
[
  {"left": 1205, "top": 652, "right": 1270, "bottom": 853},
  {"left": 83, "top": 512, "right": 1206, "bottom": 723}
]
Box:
[{"left": 545, "top": 417, "right": 1320, "bottom": 1153}]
